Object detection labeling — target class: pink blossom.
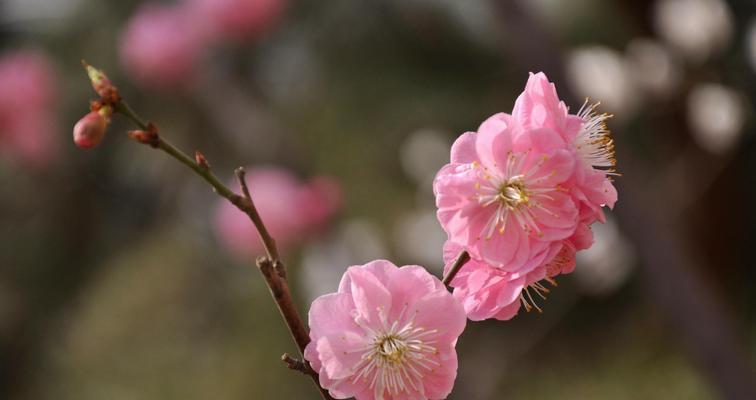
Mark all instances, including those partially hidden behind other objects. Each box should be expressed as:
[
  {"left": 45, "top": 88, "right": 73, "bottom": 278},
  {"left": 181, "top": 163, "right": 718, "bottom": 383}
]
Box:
[
  {"left": 433, "top": 112, "right": 578, "bottom": 274},
  {"left": 119, "top": 4, "right": 206, "bottom": 90},
  {"left": 435, "top": 72, "right": 618, "bottom": 320},
  {"left": 0, "top": 50, "right": 58, "bottom": 167},
  {"left": 305, "top": 260, "right": 466, "bottom": 400},
  {"left": 443, "top": 241, "right": 574, "bottom": 321},
  {"left": 213, "top": 166, "right": 341, "bottom": 260},
  {"left": 512, "top": 72, "right": 618, "bottom": 217},
  {"left": 185, "top": 0, "right": 286, "bottom": 42}
]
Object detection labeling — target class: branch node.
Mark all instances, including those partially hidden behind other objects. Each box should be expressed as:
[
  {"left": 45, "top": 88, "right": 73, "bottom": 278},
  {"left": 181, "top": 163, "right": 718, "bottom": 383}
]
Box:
[
  {"left": 195, "top": 150, "right": 210, "bottom": 170},
  {"left": 127, "top": 122, "right": 159, "bottom": 148},
  {"left": 281, "top": 353, "right": 314, "bottom": 376},
  {"left": 274, "top": 260, "right": 287, "bottom": 279}
]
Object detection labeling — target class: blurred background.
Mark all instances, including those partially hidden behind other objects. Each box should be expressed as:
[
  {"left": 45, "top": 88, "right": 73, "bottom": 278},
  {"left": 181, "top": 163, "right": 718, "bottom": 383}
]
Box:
[{"left": 1, "top": 0, "right": 755, "bottom": 398}]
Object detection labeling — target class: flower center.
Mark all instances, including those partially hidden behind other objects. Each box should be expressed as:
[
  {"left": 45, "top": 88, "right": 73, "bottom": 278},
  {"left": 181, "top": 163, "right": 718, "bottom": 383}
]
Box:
[
  {"left": 348, "top": 312, "right": 441, "bottom": 398},
  {"left": 375, "top": 334, "right": 407, "bottom": 365},
  {"left": 497, "top": 175, "right": 529, "bottom": 208}
]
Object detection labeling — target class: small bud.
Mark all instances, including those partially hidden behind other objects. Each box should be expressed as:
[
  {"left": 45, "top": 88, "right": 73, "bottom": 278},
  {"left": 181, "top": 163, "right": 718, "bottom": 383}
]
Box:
[
  {"left": 127, "top": 129, "right": 159, "bottom": 147},
  {"left": 195, "top": 150, "right": 210, "bottom": 169},
  {"left": 81, "top": 60, "right": 119, "bottom": 102},
  {"left": 73, "top": 111, "right": 109, "bottom": 148}
]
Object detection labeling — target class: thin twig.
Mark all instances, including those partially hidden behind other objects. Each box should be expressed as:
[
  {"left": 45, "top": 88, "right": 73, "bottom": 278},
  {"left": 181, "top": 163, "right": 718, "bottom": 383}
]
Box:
[
  {"left": 111, "top": 99, "right": 333, "bottom": 400},
  {"left": 443, "top": 250, "right": 470, "bottom": 287},
  {"left": 234, "top": 167, "right": 281, "bottom": 262}
]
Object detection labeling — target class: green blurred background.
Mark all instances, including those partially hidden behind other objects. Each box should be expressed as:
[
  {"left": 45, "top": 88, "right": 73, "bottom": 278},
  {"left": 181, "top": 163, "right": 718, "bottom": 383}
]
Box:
[{"left": 1, "top": 0, "right": 755, "bottom": 399}]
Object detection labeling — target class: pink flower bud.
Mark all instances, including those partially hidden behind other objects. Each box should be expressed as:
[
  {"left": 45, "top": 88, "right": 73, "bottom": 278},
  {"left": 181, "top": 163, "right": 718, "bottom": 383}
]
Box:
[
  {"left": 82, "top": 61, "right": 117, "bottom": 100},
  {"left": 73, "top": 111, "right": 108, "bottom": 149}
]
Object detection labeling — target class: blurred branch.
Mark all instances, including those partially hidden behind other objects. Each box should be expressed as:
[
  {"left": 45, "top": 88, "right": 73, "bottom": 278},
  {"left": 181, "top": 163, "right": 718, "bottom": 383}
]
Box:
[{"left": 93, "top": 81, "right": 334, "bottom": 400}]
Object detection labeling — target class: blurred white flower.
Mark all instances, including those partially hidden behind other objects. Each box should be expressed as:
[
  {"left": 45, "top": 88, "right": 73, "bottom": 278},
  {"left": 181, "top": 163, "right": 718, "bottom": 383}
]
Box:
[
  {"left": 393, "top": 209, "right": 446, "bottom": 273},
  {"left": 625, "top": 38, "right": 681, "bottom": 98},
  {"left": 687, "top": 83, "right": 745, "bottom": 154},
  {"left": 653, "top": 0, "right": 733, "bottom": 63},
  {"left": 299, "top": 219, "right": 388, "bottom": 302},
  {"left": 567, "top": 46, "right": 639, "bottom": 115},
  {"left": 575, "top": 218, "right": 635, "bottom": 296},
  {"left": 399, "top": 128, "right": 451, "bottom": 185},
  {"left": 747, "top": 18, "right": 756, "bottom": 74}
]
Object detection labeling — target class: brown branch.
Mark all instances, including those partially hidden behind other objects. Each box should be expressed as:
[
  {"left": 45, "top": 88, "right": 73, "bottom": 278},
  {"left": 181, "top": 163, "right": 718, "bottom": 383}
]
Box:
[
  {"left": 443, "top": 250, "right": 470, "bottom": 287},
  {"left": 105, "top": 92, "right": 334, "bottom": 400},
  {"left": 233, "top": 167, "right": 281, "bottom": 263},
  {"left": 282, "top": 353, "right": 317, "bottom": 377}
]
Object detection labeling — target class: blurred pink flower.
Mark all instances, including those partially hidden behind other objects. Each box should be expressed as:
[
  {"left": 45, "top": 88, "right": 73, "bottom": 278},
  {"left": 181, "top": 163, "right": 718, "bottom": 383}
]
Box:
[
  {"left": 304, "top": 260, "right": 466, "bottom": 400},
  {"left": 0, "top": 50, "right": 58, "bottom": 168},
  {"left": 213, "top": 166, "right": 341, "bottom": 260},
  {"left": 119, "top": 4, "right": 206, "bottom": 90},
  {"left": 186, "top": 0, "right": 286, "bottom": 42}
]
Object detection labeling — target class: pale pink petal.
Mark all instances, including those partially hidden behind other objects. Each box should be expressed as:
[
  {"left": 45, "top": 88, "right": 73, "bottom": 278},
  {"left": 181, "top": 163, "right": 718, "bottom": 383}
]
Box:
[
  {"left": 475, "top": 112, "right": 514, "bottom": 168},
  {"left": 450, "top": 131, "right": 479, "bottom": 164},
  {"left": 316, "top": 331, "right": 371, "bottom": 380}
]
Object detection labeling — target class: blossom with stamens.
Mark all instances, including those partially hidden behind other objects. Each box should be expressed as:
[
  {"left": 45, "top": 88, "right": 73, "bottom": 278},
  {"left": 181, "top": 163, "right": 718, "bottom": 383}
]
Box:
[
  {"left": 434, "top": 72, "right": 619, "bottom": 320},
  {"left": 305, "top": 260, "right": 466, "bottom": 400},
  {"left": 434, "top": 111, "right": 579, "bottom": 273},
  {"left": 442, "top": 241, "right": 574, "bottom": 321},
  {"left": 511, "top": 72, "right": 617, "bottom": 220}
]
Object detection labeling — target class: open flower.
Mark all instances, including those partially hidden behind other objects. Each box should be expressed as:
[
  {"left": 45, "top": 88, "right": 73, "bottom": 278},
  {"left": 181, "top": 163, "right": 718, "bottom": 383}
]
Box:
[
  {"left": 435, "top": 72, "right": 618, "bottom": 320},
  {"left": 443, "top": 241, "right": 575, "bottom": 321},
  {"left": 434, "top": 111, "right": 579, "bottom": 274},
  {"left": 305, "top": 260, "right": 466, "bottom": 400},
  {"left": 512, "top": 72, "right": 617, "bottom": 221}
]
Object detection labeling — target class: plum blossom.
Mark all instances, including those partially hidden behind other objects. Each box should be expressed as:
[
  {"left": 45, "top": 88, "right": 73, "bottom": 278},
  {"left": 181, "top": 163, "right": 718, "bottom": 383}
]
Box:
[
  {"left": 433, "top": 112, "right": 578, "bottom": 274},
  {"left": 0, "top": 50, "right": 58, "bottom": 168},
  {"left": 435, "top": 72, "right": 618, "bottom": 320},
  {"left": 442, "top": 241, "right": 574, "bottom": 321},
  {"left": 305, "top": 260, "right": 466, "bottom": 400},
  {"left": 214, "top": 166, "right": 341, "bottom": 260}
]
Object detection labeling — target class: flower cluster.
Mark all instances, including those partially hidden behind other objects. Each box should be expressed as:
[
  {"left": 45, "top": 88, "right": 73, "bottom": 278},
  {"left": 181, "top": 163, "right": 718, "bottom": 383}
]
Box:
[
  {"left": 74, "top": 63, "right": 618, "bottom": 400},
  {"left": 433, "top": 72, "right": 617, "bottom": 321}
]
